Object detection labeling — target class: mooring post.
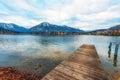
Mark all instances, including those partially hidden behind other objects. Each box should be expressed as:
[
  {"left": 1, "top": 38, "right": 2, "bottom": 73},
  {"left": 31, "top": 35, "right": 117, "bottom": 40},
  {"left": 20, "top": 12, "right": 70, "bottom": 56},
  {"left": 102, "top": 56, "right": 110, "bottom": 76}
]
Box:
[
  {"left": 108, "top": 42, "right": 112, "bottom": 49},
  {"left": 113, "top": 44, "right": 119, "bottom": 67},
  {"left": 108, "top": 43, "right": 112, "bottom": 58},
  {"left": 114, "top": 44, "right": 119, "bottom": 55}
]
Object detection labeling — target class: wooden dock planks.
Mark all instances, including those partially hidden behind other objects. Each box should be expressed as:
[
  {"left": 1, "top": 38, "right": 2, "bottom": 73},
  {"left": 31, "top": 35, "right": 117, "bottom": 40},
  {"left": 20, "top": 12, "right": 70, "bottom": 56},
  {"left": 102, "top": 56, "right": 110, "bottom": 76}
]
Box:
[{"left": 42, "top": 44, "right": 107, "bottom": 80}]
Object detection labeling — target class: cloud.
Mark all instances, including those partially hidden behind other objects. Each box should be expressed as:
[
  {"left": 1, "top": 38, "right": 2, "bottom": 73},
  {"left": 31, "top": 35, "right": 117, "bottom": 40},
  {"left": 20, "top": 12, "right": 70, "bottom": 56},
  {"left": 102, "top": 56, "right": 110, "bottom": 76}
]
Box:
[
  {"left": 0, "top": 15, "right": 40, "bottom": 27},
  {"left": 0, "top": 0, "right": 120, "bottom": 30}
]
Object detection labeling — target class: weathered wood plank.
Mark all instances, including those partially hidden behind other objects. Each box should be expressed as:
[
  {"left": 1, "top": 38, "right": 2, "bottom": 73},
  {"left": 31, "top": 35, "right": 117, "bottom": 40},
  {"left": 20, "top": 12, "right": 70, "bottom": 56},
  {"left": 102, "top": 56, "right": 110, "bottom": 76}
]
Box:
[{"left": 42, "top": 44, "right": 107, "bottom": 80}]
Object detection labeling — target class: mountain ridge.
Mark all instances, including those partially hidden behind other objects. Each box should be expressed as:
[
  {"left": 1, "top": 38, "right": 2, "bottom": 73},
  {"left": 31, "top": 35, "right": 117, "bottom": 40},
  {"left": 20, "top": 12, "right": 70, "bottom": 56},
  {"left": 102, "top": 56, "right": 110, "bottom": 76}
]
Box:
[
  {"left": 0, "top": 22, "right": 120, "bottom": 35},
  {"left": 0, "top": 22, "right": 28, "bottom": 32},
  {"left": 29, "top": 22, "right": 84, "bottom": 33},
  {"left": 86, "top": 25, "right": 120, "bottom": 36},
  {"left": 109, "top": 25, "right": 120, "bottom": 30}
]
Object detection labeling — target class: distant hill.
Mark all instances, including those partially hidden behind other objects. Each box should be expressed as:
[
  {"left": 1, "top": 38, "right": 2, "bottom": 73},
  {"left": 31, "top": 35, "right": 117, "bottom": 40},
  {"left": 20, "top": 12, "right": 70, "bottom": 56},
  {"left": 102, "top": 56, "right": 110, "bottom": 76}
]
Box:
[
  {"left": 86, "top": 25, "right": 120, "bottom": 36},
  {"left": 0, "top": 23, "right": 28, "bottom": 32},
  {"left": 86, "top": 29, "right": 106, "bottom": 33},
  {"left": 109, "top": 25, "right": 120, "bottom": 30},
  {"left": 29, "top": 22, "right": 84, "bottom": 33}
]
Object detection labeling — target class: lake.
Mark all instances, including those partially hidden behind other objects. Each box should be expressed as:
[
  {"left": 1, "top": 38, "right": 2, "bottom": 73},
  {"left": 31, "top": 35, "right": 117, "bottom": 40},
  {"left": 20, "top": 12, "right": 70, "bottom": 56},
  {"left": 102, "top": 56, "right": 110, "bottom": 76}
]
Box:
[{"left": 0, "top": 35, "right": 120, "bottom": 78}]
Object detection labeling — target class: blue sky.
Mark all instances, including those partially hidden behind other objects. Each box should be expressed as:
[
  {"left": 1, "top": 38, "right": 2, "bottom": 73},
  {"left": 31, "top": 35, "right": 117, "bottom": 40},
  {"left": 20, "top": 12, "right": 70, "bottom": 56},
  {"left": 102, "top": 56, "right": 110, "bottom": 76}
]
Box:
[{"left": 0, "top": 0, "right": 120, "bottom": 30}]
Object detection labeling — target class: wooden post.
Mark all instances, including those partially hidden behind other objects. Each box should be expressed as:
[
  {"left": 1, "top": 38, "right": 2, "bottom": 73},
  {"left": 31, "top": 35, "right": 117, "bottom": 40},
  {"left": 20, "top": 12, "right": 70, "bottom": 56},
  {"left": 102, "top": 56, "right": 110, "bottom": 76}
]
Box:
[
  {"left": 114, "top": 44, "right": 119, "bottom": 55},
  {"left": 113, "top": 44, "right": 119, "bottom": 67},
  {"left": 108, "top": 43, "right": 112, "bottom": 58},
  {"left": 108, "top": 42, "right": 112, "bottom": 49}
]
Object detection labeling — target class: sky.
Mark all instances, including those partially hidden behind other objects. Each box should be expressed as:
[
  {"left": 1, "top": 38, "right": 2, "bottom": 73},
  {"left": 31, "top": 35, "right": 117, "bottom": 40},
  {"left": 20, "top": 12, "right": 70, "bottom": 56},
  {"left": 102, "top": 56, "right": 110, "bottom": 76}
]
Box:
[{"left": 0, "top": 0, "right": 120, "bottom": 30}]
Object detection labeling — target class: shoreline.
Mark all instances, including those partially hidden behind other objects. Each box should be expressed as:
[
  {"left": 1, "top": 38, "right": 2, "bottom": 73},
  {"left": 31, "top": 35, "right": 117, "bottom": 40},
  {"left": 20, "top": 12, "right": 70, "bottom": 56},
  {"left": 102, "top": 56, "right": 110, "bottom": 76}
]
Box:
[{"left": 0, "top": 66, "right": 42, "bottom": 80}]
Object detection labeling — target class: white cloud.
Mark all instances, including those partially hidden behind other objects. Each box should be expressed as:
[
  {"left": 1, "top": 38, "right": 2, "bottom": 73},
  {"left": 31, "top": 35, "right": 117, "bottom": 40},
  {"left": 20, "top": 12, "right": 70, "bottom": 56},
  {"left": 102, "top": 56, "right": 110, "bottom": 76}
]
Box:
[
  {"left": 0, "top": 15, "right": 40, "bottom": 27},
  {"left": 0, "top": 0, "right": 120, "bottom": 30}
]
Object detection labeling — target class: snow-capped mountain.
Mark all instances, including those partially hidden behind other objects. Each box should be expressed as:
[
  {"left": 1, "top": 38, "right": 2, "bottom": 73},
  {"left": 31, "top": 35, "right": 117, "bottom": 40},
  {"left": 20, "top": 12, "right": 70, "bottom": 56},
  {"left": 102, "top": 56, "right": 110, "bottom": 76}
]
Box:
[
  {"left": 29, "top": 22, "right": 84, "bottom": 32},
  {"left": 0, "top": 23, "right": 28, "bottom": 32}
]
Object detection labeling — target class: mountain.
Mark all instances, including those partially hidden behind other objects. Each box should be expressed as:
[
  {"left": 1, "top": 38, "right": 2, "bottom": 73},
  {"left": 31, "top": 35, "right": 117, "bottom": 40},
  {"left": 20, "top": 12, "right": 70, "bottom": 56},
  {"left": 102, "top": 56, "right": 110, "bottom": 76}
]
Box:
[
  {"left": 29, "top": 22, "right": 84, "bottom": 33},
  {"left": 0, "top": 22, "right": 119, "bottom": 36},
  {"left": 109, "top": 25, "right": 120, "bottom": 30},
  {"left": 0, "top": 27, "right": 19, "bottom": 34},
  {"left": 0, "top": 22, "right": 84, "bottom": 35},
  {"left": 0, "top": 23, "right": 28, "bottom": 32},
  {"left": 86, "top": 25, "right": 120, "bottom": 36},
  {"left": 86, "top": 29, "right": 106, "bottom": 33}
]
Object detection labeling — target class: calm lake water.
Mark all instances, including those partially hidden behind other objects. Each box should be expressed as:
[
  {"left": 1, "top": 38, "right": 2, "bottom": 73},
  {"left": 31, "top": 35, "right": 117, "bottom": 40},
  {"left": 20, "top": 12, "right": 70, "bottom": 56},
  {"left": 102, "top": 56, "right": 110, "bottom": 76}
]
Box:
[{"left": 0, "top": 35, "right": 120, "bottom": 77}]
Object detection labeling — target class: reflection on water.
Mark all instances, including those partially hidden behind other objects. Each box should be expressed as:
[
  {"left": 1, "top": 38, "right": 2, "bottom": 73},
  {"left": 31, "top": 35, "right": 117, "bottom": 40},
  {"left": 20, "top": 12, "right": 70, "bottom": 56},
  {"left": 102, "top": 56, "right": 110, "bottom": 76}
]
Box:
[{"left": 0, "top": 35, "right": 120, "bottom": 78}]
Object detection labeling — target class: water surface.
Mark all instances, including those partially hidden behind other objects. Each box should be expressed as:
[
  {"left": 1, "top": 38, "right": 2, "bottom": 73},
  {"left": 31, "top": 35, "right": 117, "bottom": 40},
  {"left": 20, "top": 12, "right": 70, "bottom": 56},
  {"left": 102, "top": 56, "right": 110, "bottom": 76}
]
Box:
[{"left": 0, "top": 35, "right": 120, "bottom": 78}]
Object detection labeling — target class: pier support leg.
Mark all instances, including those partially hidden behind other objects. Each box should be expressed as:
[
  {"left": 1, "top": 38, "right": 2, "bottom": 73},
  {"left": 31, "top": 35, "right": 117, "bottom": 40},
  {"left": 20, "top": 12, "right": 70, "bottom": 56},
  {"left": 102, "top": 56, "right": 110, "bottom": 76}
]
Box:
[
  {"left": 113, "top": 44, "right": 119, "bottom": 67},
  {"left": 108, "top": 43, "right": 112, "bottom": 58}
]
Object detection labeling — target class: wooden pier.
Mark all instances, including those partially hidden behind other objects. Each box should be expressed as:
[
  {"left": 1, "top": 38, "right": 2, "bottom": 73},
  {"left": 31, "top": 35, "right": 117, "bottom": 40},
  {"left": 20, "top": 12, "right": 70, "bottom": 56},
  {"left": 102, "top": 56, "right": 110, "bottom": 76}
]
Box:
[{"left": 42, "top": 44, "right": 107, "bottom": 80}]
